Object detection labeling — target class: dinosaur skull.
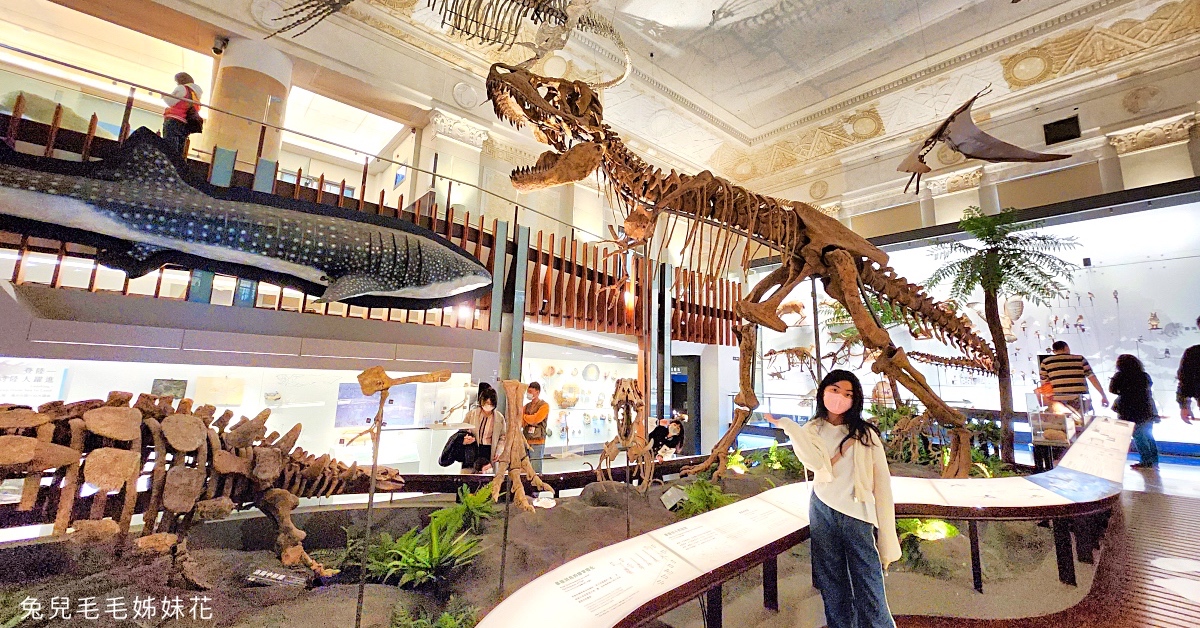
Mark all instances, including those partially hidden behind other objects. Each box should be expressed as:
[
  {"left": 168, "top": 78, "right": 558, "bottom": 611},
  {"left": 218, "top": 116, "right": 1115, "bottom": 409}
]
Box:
[
  {"left": 487, "top": 63, "right": 606, "bottom": 190},
  {"left": 611, "top": 378, "right": 643, "bottom": 442}
]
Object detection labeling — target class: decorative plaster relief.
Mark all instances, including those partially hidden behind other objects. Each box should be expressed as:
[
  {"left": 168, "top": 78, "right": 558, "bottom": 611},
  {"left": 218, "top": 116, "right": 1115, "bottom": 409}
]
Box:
[
  {"left": 1107, "top": 115, "right": 1196, "bottom": 154},
  {"left": 453, "top": 82, "right": 484, "bottom": 109},
  {"left": 817, "top": 202, "right": 842, "bottom": 219},
  {"left": 1123, "top": 85, "right": 1164, "bottom": 113},
  {"left": 1001, "top": 0, "right": 1200, "bottom": 89},
  {"left": 946, "top": 168, "right": 984, "bottom": 194},
  {"left": 708, "top": 107, "right": 885, "bottom": 183},
  {"left": 430, "top": 110, "right": 489, "bottom": 148},
  {"left": 809, "top": 180, "right": 829, "bottom": 200},
  {"left": 482, "top": 137, "right": 537, "bottom": 166},
  {"left": 937, "top": 144, "right": 966, "bottom": 167}
]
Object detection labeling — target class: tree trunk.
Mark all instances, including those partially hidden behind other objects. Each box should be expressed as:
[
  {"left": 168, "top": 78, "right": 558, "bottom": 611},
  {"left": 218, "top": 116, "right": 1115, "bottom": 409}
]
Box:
[{"left": 982, "top": 288, "right": 1015, "bottom": 463}]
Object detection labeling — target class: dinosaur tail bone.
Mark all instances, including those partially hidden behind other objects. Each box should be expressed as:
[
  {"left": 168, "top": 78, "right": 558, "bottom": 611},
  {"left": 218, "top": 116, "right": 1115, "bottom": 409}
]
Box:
[{"left": 859, "top": 261, "right": 997, "bottom": 376}]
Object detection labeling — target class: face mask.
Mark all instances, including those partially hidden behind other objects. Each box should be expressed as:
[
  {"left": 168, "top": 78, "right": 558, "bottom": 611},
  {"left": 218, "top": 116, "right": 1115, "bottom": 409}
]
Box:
[
  {"left": 483, "top": 405, "right": 495, "bottom": 413},
  {"left": 823, "top": 390, "right": 853, "bottom": 415}
]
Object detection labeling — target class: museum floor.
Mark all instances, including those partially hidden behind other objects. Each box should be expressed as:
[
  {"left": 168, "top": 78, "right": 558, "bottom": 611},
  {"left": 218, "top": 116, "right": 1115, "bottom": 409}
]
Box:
[{"left": 653, "top": 461, "right": 1200, "bottom": 628}]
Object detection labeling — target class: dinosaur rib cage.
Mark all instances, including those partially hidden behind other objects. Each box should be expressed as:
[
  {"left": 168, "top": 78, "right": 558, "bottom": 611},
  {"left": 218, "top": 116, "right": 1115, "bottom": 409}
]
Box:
[
  {"left": 597, "top": 129, "right": 806, "bottom": 268},
  {"left": 429, "top": 0, "right": 566, "bottom": 49}
]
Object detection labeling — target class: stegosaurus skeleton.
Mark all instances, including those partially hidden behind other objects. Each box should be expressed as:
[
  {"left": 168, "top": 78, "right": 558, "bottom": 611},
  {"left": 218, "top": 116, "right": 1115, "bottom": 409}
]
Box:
[
  {"left": 484, "top": 63, "right": 999, "bottom": 479},
  {"left": 0, "top": 373, "right": 445, "bottom": 585}
]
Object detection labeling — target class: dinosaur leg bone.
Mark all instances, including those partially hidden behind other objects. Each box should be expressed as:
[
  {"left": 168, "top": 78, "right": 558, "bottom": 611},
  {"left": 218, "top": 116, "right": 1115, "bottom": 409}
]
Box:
[
  {"left": 737, "top": 264, "right": 812, "bottom": 333},
  {"left": 823, "top": 250, "right": 970, "bottom": 478}
]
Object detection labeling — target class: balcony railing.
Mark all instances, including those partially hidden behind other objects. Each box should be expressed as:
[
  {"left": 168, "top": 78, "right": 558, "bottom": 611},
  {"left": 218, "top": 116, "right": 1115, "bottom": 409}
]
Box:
[{"left": 0, "top": 43, "right": 739, "bottom": 344}]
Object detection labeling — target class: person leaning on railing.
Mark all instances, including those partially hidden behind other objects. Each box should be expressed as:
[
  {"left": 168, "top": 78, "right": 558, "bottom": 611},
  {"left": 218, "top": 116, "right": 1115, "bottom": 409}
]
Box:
[{"left": 162, "top": 72, "right": 203, "bottom": 158}]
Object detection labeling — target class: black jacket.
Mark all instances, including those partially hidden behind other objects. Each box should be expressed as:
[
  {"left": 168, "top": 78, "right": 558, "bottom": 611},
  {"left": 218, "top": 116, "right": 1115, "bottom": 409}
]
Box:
[
  {"left": 1110, "top": 371, "right": 1156, "bottom": 423},
  {"left": 439, "top": 429, "right": 479, "bottom": 468},
  {"left": 1177, "top": 344, "right": 1200, "bottom": 408}
]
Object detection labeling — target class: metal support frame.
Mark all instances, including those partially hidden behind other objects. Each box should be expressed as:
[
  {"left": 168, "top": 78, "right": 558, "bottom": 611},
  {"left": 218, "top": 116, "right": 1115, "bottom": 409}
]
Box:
[
  {"left": 489, "top": 220, "right": 509, "bottom": 332},
  {"left": 968, "top": 520, "right": 983, "bottom": 594},
  {"left": 1052, "top": 518, "right": 1077, "bottom": 586},
  {"left": 762, "top": 555, "right": 779, "bottom": 611},
  {"left": 705, "top": 585, "right": 723, "bottom": 628},
  {"left": 504, "top": 224, "right": 530, "bottom": 381}
]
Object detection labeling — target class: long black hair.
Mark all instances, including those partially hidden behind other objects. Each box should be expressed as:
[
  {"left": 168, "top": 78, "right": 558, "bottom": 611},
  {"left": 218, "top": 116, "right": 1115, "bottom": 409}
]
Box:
[
  {"left": 476, "top": 382, "right": 498, "bottom": 409},
  {"left": 814, "top": 369, "right": 880, "bottom": 448}
]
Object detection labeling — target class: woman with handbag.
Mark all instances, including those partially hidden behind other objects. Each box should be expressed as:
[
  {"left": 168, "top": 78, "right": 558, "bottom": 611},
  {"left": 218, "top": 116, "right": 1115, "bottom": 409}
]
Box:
[
  {"left": 162, "top": 72, "right": 204, "bottom": 159},
  {"left": 1110, "top": 354, "right": 1159, "bottom": 469},
  {"left": 463, "top": 382, "right": 505, "bottom": 474}
]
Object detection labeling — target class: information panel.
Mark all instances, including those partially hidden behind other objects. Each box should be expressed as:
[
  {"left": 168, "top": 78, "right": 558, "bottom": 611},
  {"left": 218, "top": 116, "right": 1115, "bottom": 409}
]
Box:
[
  {"left": 649, "top": 495, "right": 803, "bottom": 573},
  {"left": 478, "top": 537, "right": 701, "bottom": 628},
  {"left": 1056, "top": 418, "right": 1135, "bottom": 483}
]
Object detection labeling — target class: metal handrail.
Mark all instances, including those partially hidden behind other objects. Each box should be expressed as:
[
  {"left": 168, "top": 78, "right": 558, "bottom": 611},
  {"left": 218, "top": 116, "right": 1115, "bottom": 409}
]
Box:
[{"left": 0, "top": 42, "right": 603, "bottom": 241}]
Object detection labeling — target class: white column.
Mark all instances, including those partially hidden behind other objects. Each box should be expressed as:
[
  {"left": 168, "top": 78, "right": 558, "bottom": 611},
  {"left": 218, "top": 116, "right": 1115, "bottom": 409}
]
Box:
[
  {"left": 195, "top": 37, "right": 293, "bottom": 161},
  {"left": 979, "top": 167, "right": 1002, "bottom": 215},
  {"left": 1189, "top": 116, "right": 1200, "bottom": 176},
  {"left": 1097, "top": 140, "right": 1125, "bottom": 194},
  {"left": 918, "top": 187, "right": 936, "bottom": 227}
]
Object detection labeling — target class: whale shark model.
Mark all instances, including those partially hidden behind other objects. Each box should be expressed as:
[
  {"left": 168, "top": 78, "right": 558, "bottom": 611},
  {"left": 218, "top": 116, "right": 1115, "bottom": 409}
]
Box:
[{"left": 0, "top": 129, "right": 491, "bottom": 309}]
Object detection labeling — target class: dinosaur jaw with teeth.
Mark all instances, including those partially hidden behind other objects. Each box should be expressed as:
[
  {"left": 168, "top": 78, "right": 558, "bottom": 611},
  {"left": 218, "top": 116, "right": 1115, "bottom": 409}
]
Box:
[{"left": 511, "top": 142, "right": 604, "bottom": 192}]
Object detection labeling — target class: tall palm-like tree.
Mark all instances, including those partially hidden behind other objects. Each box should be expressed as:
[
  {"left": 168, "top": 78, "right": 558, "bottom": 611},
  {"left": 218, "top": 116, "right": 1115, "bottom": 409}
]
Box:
[{"left": 927, "top": 207, "right": 1079, "bottom": 463}]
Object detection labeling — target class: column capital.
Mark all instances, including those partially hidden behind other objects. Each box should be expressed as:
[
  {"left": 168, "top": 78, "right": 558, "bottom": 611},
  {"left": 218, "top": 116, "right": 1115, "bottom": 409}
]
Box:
[{"left": 428, "top": 109, "right": 489, "bottom": 149}]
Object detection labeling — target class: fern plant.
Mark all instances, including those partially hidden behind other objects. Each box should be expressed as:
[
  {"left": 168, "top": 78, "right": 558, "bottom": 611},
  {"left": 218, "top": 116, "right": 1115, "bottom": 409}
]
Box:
[
  {"left": 390, "top": 596, "right": 478, "bottom": 628},
  {"left": 428, "top": 484, "right": 496, "bottom": 536},
  {"left": 676, "top": 479, "right": 738, "bottom": 518},
  {"left": 927, "top": 206, "right": 1079, "bottom": 463},
  {"left": 744, "top": 441, "right": 806, "bottom": 478},
  {"left": 726, "top": 449, "right": 748, "bottom": 474},
  {"left": 0, "top": 592, "right": 29, "bottom": 628},
  {"left": 369, "top": 516, "right": 482, "bottom": 594}
]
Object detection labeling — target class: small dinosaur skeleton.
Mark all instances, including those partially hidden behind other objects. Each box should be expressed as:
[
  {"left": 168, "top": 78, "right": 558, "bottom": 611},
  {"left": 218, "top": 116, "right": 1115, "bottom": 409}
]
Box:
[
  {"left": 898, "top": 88, "right": 1071, "bottom": 192},
  {"left": 595, "top": 378, "right": 655, "bottom": 489},
  {"left": 486, "top": 64, "right": 998, "bottom": 479},
  {"left": 764, "top": 347, "right": 819, "bottom": 382},
  {"left": 0, "top": 375, "right": 445, "bottom": 586}
]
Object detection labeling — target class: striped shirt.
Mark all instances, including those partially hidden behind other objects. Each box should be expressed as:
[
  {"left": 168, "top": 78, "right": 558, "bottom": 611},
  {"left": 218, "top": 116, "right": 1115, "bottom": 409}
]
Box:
[{"left": 1040, "top": 353, "right": 1094, "bottom": 397}]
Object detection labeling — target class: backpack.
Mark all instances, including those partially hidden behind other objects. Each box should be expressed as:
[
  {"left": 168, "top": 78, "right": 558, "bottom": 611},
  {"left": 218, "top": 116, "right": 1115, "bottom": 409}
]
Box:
[{"left": 183, "top": 87, "right": 204, "bottom": 135}]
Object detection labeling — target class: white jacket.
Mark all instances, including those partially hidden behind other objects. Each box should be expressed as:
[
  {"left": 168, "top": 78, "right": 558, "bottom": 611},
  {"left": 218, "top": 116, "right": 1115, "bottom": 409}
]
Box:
[{"left": 778, "top": 417, "right": 902, "bottom": 568}]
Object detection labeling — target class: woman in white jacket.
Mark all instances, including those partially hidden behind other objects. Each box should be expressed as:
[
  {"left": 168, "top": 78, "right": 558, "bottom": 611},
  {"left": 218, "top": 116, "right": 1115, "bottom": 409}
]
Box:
[{"left": 766, "top": 370, "right": 900, "bottom": 628}]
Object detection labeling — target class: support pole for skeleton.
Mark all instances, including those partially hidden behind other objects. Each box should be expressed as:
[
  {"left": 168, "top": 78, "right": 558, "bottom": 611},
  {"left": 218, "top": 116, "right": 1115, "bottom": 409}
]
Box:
[{"left": 353, "top": 367, "right": 452, "bottom": 628}]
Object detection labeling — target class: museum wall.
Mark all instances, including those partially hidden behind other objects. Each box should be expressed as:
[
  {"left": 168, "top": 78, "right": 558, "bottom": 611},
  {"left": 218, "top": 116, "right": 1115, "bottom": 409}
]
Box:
[{"left": 0, "top": 356, "right": 474, "bottom": 462}]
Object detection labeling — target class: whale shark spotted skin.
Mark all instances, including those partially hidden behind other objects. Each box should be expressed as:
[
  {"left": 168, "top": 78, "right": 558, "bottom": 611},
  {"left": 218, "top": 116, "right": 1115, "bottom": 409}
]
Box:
[{"left": 0, "top": 130, "right": 490, "bottom": 307}]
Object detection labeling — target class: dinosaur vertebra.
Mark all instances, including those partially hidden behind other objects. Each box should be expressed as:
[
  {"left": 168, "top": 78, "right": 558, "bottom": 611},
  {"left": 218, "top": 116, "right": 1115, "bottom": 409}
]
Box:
[
  {"left": 485, "top": 63, "right": 998, "bottom": 479},
  {"left": 0, "top": 375, "right": 446, "bottom": 586}
]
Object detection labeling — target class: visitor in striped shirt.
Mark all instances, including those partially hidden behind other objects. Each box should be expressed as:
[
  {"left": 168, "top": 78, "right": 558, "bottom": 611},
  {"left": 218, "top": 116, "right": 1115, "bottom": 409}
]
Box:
[{"left": 1039, "top": 341, "right": 1109, "bottom": 411}]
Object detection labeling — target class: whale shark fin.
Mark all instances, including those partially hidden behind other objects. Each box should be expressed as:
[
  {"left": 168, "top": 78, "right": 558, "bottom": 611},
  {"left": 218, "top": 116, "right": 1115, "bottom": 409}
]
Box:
[
  {"left": 91, "top": 130, "right": 190, "bottom": 186},
  {"left": 95, "top": 243, "right": 174, "bottom": 278},
  {"left": 316, "top": 273, "right": 395, "bottom": 303}
]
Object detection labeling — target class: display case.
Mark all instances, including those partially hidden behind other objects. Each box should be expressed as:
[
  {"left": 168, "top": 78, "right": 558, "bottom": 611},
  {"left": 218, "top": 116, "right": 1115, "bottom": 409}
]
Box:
[
  {"left": 1026, "top": 393, "right": 1089, "bottom": 446},
  {"left": 523, "top": 354, "right": 637, "bottom": 456}
]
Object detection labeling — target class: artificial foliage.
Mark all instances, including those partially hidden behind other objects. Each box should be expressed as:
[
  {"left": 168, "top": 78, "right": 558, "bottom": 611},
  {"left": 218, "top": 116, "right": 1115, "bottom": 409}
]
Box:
[
  {"left": 429, "top": 485, "right": 496, "bottom": 535},
  {"left": 927, "top": 206, "right": 1079, "bottom": 462},
  {"left": 743, "top": 441, "right": 807, "bottom": 478},
  {"left": 390, "top": 596, "right": 478, "bottom": 628},
  {"left": 676, "top": 479, "right": 739, "bottom": 518},
  {"left": 366, "top": 516, "right": 482, "bottom": 594},
  {"left": 896, "top": 518, "right": 960, "bottom": 573}
]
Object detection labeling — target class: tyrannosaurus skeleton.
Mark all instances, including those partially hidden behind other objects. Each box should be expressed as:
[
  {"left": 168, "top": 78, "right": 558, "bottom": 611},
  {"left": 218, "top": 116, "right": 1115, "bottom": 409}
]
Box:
[{"left": 485, "top": 63, "right": 998, "bottom": 479}]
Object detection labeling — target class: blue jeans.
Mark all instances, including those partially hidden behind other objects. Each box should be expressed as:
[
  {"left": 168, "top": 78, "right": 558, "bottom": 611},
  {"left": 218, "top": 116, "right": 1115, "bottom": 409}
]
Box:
[
  {"left": 1132, "top": 421, "right": 1159, "bottom": 467},
  {"left": 529, "top": 443, "right": 545, "bottom": 473},
  {"left": 810, "top": 494, "right": 895, "bottom": 628}
]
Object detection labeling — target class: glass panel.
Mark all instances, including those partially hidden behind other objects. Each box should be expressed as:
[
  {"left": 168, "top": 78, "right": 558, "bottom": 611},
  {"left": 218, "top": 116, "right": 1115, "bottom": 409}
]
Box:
[
  {"left": 210, "top": 274, "right": 237, "bottom": 306},
  {"left": 19, "top": 252, "right": 58, "bottom": 284},
  {"left": 159, "top": 269, "right": 191, "bottom": 299},
  {"left": 125, "top": 270, "right": 160, "bottom": 296},
  {"left": 92, "top": 265, "right": 126, "bottom": 292},
  {"left": 56, "top": 256, "right": 95, "bottom": 289},
  {"left": 256, "top": 282, "right": 281, "bottom": 309}
]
